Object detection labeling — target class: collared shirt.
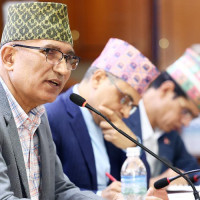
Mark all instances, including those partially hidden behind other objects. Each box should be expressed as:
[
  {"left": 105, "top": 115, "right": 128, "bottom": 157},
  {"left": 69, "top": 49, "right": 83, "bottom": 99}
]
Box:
[
  {"left": 73, "top": 84, "right": 110, "bottom": 192},
  {"left": 139, "top": 100, "right": 162, "bottom": 177},
  {"left": 0, "top": 78, "right": 45, "bottom": 200}
]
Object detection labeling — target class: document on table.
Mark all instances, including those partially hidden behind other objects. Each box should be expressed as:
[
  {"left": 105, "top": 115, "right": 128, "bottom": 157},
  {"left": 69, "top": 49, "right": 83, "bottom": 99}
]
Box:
[
  {"left": 167, "top": 185, "right": 200, "bottom": 192},
  {"left": 167, "top": 185, "right": 200, "bottom": 200},
  {"left": 168, "top": 192, "right": 199, "bottom": 199}
]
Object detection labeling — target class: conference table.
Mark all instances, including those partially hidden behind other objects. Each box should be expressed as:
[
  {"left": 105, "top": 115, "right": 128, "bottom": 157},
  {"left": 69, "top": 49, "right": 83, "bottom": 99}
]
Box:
[{"left": 167, "top": 185, "right": 200, "bottom": 199}]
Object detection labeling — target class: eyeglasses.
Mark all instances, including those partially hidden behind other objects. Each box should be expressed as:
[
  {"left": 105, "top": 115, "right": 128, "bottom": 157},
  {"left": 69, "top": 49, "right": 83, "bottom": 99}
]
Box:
[
  {"left": 12, "top": 44, "right": 80, "bottom": 71},
  {"left": 107, "top": 75, "right": 138, "bottom": 110},
  {"left": 181, "top": 108, "right": 196, "bottom": 120},
  {"left": 178, "top": 98, "right": 197, "bottom": 120}
]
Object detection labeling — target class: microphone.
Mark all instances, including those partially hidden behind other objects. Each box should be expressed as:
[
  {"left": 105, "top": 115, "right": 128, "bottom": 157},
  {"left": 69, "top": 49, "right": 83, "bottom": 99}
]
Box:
[
  {"left": 191, "top": 174, "right": 200, "bottom": 183},
  {"left": 69, "top": 93, "right": 200, "bottom": 200},
  {"left": 69, "top": 93, "right": 102, "bottom": 116},
  {"left": 154, "top": 169, "right": 200, "bottom": 189}
]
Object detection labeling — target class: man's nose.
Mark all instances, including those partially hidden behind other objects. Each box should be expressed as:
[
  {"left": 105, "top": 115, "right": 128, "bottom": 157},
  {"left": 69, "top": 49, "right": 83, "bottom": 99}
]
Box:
[
  {"left": 120, "top": 106, "right": 132, "bottom": 119},
  {"left": 53, "top": 60, "right": 71, "bottom": 76}
]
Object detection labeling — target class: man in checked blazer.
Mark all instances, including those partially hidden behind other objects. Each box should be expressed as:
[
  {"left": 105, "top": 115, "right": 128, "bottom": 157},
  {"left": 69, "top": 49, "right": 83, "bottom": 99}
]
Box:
[{"left": 0, "top": 1, "right": 102, "bottom": 199}]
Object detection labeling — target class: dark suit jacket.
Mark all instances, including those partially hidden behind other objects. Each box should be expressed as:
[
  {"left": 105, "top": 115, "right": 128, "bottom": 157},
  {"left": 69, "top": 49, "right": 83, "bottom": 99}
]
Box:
[
  {"left": 124, "top": 107, "right": 200, "bottom": 178},
  {"left": 0, "top": 82, "right": 101, "bottom": 200},
  {"left": 45, "top": 87, "right": 127, "bottom": 192},
  {"left": 123, "top": 109, "right": 151, "bottom": 186}
]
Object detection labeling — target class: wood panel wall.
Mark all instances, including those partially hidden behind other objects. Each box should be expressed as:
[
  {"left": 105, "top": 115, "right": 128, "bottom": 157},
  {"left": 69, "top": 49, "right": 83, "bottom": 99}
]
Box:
[
  {"left": 0, "top": 0, "right": 6, "bottom": 40},
  {"left": 2, "top": 1, "right": 200, "bottom": 71},
  {"left": 0, "top": 0, "right": 153, "bottom": 62},
  {"left": 157, "top": 0, "right": 200, "bottom": 70},
  {"left": 41, "top": 0, "right": 154, "bottom": 62}
]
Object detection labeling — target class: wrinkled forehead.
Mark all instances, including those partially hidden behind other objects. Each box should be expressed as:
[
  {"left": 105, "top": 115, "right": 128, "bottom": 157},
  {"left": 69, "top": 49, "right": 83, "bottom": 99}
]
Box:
[{"left": 9, "top": 39, "right": 74, "bottom": 52}]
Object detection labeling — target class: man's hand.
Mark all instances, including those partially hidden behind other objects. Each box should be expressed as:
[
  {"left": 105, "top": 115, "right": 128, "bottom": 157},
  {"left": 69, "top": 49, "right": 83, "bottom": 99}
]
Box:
[
  {"left": 101, "top": 181, "right": 121, "bottom": 200},
  {"left": 110, "top": 187, "right": 169, "bottom": 200},
  {"left": 98, "top": 105, "right": 137, "bottom": 149},
  {"left": 150, "top": 168, "right": 187, "bottom": 187},
  {"left": 146, "top": 187, "right": 169, "bottom": 200}
]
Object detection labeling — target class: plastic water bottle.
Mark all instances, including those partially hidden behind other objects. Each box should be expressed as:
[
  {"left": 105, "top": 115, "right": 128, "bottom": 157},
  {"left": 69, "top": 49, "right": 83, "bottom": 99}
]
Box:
[{"left": 121, "top": 147, "right": 147, "bottom": 200}]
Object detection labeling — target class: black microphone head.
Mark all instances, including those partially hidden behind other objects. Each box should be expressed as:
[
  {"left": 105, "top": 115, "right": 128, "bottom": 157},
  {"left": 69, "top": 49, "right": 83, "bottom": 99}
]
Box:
[
  {"left": 154, "top": 177, "right": 170, "bottom": 189},
  {"left": 190, "top": 175, "right": 200, "bottom": 183},
  {"left": 70, "top": 93, "right": 86, "bottom": 107}
]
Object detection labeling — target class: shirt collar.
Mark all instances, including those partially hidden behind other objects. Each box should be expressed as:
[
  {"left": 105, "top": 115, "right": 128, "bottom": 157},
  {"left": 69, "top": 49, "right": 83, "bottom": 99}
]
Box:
[
  {"left": 139, "top": 99, "right": 155, "bottom": 141},
  {"left": 72, "top": 84, "right": 93, "bottom": 117},
  {"left": 139, "top": 99, "right": 163, "bottom": 140},
  {"left": 0, "top": 77, "right": 45, "bottom": 128}
]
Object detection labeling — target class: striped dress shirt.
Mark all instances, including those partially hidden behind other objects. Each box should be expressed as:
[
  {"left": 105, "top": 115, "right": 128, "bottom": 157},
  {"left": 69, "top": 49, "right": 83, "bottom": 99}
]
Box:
[{"left": 0, "top": 78, "right": 45, "bottom": 200}]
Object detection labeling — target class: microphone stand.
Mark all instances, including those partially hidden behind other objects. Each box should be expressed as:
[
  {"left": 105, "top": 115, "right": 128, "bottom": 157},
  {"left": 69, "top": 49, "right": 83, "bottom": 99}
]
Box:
[
  {"left": 154, "top": 169, "right": 200, "bottom": 189},
  {"left": 169, "top": 169, "right": 200, "bottom": 183},
  {"left": 85, "top": 103, "right": 200, "bottom": 200}
]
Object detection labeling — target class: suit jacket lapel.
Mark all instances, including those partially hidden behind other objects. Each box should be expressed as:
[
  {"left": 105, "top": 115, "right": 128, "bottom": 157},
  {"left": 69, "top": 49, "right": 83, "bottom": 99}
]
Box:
[
  {"left": 7, "top": 118, "right": 30, "bottom": 198},
  {"left": 124, "top": 108, "right": 151, "bottom": 186},
  {"left": 37, "top": 118, "right": 50, "bottom": 200},
  {"left": 130, "top": 109, "right": 143, "bottom": 139},
  {"left": 123, "top": 108, "right": 143, "bottom": 140},
  {"left": 65, "top": 89, "right": 97, "bottom": 187},
  {"left": 0, "top": 83, "right": 30, "bottom": 198}
]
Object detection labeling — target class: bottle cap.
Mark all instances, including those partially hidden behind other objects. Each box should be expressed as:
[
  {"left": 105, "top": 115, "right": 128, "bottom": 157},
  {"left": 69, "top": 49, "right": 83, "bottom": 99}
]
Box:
[{"left": 126, "top": 147, "right": 141, "bottom": 157}]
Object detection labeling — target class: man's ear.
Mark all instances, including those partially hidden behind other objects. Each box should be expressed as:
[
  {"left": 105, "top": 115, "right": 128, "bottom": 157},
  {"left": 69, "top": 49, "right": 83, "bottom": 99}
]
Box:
[
  {"left": 1, "top": 46, "right": 15, "bottom": 71},
  {"left": 91, "top": 69, "right": 107, "bottom": 89},
  {"left": 159, "top": 80, "right": 175, "bottom": 97}
]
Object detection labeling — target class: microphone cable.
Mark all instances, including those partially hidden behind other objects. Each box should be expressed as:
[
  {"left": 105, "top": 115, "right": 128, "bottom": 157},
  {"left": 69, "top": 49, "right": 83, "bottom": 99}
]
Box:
[{"left": 70, "top": 93, "right": 200, "bottom": 200}]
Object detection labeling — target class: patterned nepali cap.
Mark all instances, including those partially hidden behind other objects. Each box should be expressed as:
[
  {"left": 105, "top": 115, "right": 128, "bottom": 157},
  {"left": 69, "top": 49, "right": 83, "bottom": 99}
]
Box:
[
  {"left": 166, "top": 48, "right": 200, "bottom": 110},
  {"left": 91, "top": 38, "right": 160, "bottom": 95},
  {"left": 1, "top": 2, "right": 73, "bottom": 46}
]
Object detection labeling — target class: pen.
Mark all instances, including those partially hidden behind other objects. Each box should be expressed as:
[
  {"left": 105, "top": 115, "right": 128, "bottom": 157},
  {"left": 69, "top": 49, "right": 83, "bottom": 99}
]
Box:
[{"left": 106, "top": 172, "right": 117, "bottom": 182}]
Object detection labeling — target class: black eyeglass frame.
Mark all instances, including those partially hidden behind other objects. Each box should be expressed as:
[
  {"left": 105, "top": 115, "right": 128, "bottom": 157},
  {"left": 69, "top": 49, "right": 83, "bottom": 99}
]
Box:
[
  {"left": 12, "top": 44, "right": 80, "bottom": 71},
  {"left": 106, "top": 74, "right": 138, "bottom": 110}
]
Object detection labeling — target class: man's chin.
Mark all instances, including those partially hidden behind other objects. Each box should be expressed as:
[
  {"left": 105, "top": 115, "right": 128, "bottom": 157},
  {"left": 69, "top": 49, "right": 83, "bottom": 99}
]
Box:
[
  {"left": 175, "top": 127, "right": 182, "bottom": 133},
  {"left": 92, "top": 113, "right": 101, "bottom": 125},
  {"left": 41, "top": 95, "right": 57, "bottom": 104},
  {"left": 162, "top": 127, "right": 172, "bottom": 133}
]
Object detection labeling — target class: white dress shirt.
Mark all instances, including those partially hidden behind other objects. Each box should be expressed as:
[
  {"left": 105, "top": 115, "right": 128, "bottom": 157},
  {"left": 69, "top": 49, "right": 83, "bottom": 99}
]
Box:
[{"left": 139, "top": 100, "right": 163, "bottom": 177}]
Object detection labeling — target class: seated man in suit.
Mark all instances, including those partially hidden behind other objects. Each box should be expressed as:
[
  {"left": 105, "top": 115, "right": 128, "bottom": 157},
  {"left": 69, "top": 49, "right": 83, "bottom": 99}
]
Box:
[
  {"left": 45, "top": 38, "right": 162, "bottom": 200},
  {"left": 124, "top": 45, "right": 200, "bottom": 187},
  {"left": 0, "top": 1, "right": 104, "bottom": 199}
]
